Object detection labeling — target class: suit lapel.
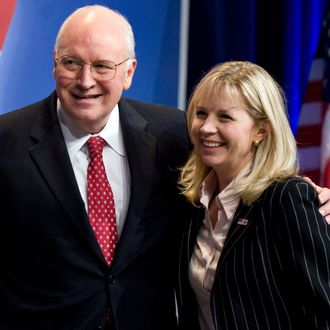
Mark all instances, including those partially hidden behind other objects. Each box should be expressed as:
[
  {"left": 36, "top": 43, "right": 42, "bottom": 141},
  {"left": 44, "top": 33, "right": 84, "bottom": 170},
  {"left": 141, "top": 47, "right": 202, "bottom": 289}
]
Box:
[
  {"left": 219, "top": 200, "right": 258, "bottom": 264},
  {"left": 120, "top": 100, "right": 157, "bottom": 217},
  {"left": 111, "top": 99, "right": 157, "bottom": 271},
  {"left": 29, "top": 93, "right": 106, "bottom": 264}
]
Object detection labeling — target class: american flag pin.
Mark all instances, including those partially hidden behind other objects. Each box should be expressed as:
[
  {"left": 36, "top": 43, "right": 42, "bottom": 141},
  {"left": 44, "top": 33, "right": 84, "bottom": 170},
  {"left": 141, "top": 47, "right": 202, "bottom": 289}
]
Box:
[{"left": 237, "top": 218, "right": 249, "bottom": 226}]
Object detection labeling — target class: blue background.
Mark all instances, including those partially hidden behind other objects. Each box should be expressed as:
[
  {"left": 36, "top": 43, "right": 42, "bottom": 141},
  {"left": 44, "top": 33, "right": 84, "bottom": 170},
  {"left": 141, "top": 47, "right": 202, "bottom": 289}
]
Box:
[{"left": 0, "top": 0, "right": 181, "bottom": 114}]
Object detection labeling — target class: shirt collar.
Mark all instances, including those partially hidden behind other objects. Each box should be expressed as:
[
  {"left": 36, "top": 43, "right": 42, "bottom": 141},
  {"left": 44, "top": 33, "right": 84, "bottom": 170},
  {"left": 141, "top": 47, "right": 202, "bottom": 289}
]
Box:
[
  {"left": 200, "top": 164, "right": 251, "bottom": 221},
  {"left": 57, "top": 99, "right": 126, "bottom": 156}
]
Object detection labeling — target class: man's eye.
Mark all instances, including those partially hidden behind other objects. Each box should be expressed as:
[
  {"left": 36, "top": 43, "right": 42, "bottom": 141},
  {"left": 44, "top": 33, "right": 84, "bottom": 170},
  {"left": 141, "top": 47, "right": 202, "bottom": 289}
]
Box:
[
  {"left": 94, "top": 63, "right": 114, "bottom": 72},
  {"left": 95, "top": 63, "right": 108, "bottom": 69},
  {"left": 62, "top": 59, "right": 81, "bottom": 69}
]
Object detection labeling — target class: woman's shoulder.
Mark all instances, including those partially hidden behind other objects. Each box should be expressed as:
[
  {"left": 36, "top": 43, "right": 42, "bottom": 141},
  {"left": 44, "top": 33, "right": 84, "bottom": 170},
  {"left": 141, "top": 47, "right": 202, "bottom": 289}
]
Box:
[{"left": 263, "top": 176, "right": 317, "bottom": 202}]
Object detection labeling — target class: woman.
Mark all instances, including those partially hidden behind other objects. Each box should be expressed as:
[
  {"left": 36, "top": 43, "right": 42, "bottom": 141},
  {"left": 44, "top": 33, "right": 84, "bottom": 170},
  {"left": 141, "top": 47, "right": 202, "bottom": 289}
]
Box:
[{"left": 177, "top": 61, "right": 330, "bottom": 330}]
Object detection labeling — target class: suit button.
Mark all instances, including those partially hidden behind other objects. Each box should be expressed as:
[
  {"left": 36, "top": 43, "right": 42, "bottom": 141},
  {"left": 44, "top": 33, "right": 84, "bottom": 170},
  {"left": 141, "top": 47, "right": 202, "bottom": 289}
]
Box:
[{"left": 109, "top": 274, "right": 115, "bottom": 284}]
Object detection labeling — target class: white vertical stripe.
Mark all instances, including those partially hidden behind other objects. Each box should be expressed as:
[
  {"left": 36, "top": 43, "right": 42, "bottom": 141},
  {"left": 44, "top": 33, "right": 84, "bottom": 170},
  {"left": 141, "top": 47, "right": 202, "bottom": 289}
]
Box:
[
  {"left": 299, "top": 102, "right": 322, "bottom": 126},
  {"left": 233, "top": 250, "right": 249, "bottom": 328},
  {"left": 177, "top": 0, "right": 190, "bottom": 111},
  {"left": 242, "top": 241, "right": 260, "bottom": 330},
  {"left": 321, "top": 105, "right": 330, "bottom": 183},
  {"left": 308, "top": 58, "right": 325, "bottom": 81},
  {"left": 298, "top": 146, "right": 321, "bottom": 170}
]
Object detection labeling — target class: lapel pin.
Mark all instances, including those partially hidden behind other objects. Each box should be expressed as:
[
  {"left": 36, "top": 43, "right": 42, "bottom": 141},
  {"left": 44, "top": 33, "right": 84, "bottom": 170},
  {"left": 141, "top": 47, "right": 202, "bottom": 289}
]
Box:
[{"left": 237, "top": 218, "right": 249, "bottom": 226}]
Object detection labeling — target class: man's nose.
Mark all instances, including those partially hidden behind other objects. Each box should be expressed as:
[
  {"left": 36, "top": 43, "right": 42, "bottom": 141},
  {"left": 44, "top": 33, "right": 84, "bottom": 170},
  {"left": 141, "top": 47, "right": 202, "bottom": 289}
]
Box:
[{"left": 76, "top": 64, "right": 96, "bottom": 88}]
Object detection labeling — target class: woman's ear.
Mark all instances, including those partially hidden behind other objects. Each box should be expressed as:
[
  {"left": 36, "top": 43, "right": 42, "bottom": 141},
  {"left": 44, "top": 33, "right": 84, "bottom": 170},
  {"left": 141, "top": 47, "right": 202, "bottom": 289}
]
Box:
[{"left": 256, "top": 120, "right": 271, "bottom": 142}]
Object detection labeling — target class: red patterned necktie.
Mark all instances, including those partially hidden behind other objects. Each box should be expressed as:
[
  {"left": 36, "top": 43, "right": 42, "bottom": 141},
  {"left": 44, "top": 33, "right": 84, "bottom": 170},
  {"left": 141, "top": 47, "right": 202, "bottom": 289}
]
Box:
[{"left": 87, "top": 136, "right": 117, "bottom": 266}]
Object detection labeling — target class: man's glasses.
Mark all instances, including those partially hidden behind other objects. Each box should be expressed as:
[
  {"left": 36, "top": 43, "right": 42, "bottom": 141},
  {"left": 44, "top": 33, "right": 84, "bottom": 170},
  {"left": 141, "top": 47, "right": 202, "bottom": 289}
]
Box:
[{"left": 55, "top": 55, "right": 131, "bottom": 81}]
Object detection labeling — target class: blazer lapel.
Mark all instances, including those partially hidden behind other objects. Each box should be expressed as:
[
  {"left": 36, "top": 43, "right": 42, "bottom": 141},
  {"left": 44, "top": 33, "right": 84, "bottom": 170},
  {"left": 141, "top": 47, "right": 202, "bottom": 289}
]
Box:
[
  {"left": 185, "top": 201, "right": 257, "bottom": 269},
  {"left": 219, "top": 201, "right": 258, "bottom": 263},
  {"left": 111, "top": 98, "right": 157, "bottom": 271},
  {"left": 29, "top": 93, "right": 106, "bottom": 264}
]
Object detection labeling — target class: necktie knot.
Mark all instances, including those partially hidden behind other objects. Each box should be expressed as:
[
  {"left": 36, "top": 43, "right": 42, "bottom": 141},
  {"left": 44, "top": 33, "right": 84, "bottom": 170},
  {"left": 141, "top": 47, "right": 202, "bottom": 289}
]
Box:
[{"left": 87, "top": 136, "right": 105, "bottom": 158}]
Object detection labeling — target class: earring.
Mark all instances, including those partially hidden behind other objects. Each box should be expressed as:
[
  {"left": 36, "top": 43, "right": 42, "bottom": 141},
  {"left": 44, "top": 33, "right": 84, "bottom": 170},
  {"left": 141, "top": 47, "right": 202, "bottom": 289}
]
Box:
[{"left": 253, "top": 140, "right": 260, "bottom": 147}]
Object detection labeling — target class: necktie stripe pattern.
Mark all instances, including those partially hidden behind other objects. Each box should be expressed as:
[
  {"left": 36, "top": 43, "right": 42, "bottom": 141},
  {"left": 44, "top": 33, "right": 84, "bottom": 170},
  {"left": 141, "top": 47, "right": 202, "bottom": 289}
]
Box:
[{"left": 87, "top": 136, "right": 117, "bottom": 266}]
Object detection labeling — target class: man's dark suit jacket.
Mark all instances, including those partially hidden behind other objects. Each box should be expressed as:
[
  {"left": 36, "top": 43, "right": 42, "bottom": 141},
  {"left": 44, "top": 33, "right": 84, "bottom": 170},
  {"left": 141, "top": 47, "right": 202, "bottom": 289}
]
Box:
[
  {"left": 0, "top": 92, "right": 191, "bottom": 330},
  {"left": 178, "top": 177, "right": 330, "bottom": 330}
]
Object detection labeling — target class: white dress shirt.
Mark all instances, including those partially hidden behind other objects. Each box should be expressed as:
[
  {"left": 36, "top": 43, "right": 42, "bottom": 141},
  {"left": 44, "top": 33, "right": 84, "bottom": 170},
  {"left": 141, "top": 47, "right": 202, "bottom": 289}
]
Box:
[{"left": 57, "top": 101, "right": 130, "bottom": 237}]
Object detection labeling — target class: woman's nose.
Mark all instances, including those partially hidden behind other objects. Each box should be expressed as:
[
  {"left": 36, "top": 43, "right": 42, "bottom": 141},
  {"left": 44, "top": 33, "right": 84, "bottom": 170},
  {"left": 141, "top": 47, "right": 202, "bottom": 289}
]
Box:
[{"left": 200, "top": 117, "right": 217, "bottom": 133}]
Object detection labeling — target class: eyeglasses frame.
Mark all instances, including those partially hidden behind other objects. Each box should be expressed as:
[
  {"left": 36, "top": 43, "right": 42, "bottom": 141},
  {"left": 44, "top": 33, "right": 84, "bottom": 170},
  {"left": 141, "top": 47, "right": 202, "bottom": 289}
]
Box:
[{"left": 55, "top": 55, "right": 131, "bottom": 81}]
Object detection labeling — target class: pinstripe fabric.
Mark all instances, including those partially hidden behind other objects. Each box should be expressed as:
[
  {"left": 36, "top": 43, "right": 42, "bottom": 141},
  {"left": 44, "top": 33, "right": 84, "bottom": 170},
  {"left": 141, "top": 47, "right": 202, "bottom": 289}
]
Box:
[{"left": 178, "top": 177, "right": 330, "bottom": 330}]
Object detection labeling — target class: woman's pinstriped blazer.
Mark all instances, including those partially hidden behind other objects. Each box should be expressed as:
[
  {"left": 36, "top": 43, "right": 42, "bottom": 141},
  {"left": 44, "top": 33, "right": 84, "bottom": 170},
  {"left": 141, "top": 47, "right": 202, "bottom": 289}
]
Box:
[{"left": 178, "top": 177, "right": 330, "bottom": 330}]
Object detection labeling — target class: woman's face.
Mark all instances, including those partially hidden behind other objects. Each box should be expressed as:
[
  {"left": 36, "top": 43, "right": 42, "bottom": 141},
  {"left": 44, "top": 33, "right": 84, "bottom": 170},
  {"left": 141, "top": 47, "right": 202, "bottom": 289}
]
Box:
[{"left": 191, "top": 88, "right": 260, "bottom": 187}]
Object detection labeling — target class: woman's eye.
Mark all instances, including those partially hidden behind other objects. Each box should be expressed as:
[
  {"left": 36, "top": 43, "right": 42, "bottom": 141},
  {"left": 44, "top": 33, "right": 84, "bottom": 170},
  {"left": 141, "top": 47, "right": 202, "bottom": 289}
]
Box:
[
  {"left": 196, "top": 110, "right": 207, "bottom": 118},
  {"left": 218, "top": 114, "right": 232, "bottom": 121}
]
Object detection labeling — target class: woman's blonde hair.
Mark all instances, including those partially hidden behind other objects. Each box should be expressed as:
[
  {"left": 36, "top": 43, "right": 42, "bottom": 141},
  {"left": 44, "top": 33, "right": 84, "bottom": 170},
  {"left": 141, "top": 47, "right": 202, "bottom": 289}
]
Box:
[{"left": 179, "top": 61, "right": 298, "bottom": 206}]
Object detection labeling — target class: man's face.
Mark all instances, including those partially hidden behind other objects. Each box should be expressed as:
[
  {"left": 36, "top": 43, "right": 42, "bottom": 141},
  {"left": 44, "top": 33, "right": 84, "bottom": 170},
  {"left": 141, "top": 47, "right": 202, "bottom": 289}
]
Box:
[{"left": 53, "top": 11, "right": 136, "bottom": 133}]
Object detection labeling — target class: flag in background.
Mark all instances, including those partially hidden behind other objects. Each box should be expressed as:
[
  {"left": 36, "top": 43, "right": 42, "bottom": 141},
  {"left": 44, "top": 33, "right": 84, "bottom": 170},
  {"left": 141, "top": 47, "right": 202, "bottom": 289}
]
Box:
[
  {"left": 0, "top": 0, "right": 16, "bottom": 57},
  {"left": 296, "top": 3, "right": 330, "bottom": 187}
]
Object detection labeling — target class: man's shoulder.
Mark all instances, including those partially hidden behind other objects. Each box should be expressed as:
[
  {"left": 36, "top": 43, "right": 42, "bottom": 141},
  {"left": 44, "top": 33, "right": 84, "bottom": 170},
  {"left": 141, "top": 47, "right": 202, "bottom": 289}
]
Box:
[
  {"left": 119, "top": 97, "right": 189, "bottom": 147},
  {"left": 0, "top": 92, "right": 57, "bottom": 138},
  {"left": 120, "top": 97, "right": 185, "bottom": 122},
  {"left": 0, "top": 92, "right": 56, "bottom": 123},
  {"left": 122, "top": 97, "right": 183, "bottom": 112}
]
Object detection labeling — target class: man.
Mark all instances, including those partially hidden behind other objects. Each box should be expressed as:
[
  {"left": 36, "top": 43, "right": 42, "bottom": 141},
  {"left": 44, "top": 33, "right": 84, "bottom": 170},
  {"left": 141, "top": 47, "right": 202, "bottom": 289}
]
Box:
[
  {"left": 0, "top": 4, "right": 329, "bottom": 330},
  {"left": 0, "top": 5, "right": 190, "bottom": 330}
]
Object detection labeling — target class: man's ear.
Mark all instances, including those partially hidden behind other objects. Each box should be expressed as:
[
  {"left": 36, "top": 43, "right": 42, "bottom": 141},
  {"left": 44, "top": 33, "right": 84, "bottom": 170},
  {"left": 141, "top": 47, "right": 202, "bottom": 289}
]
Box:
[
  {"left": 123, "top": 59, "right": 137, "bottom": 90},
  {"left": 53, "top": 50, "right": 58, "bottom": 79}
]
